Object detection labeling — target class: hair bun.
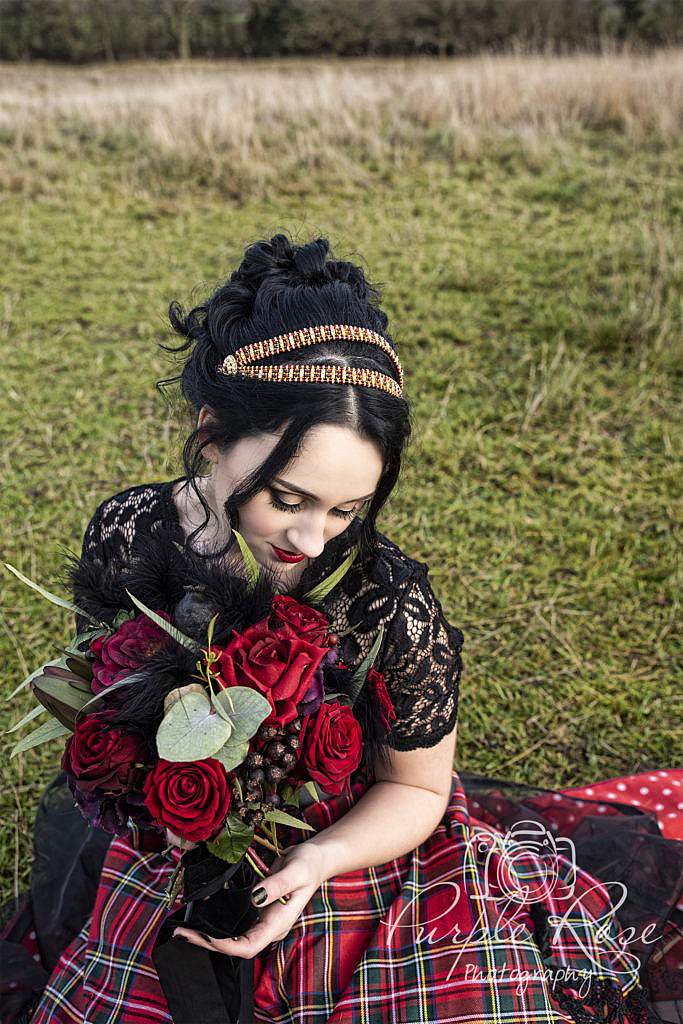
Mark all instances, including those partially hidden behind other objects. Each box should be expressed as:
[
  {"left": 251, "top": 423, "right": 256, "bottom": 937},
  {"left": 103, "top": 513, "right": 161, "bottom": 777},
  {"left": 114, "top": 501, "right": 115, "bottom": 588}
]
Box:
[{"left": 291, "top": 238, "right": 330, "bottom": 285}]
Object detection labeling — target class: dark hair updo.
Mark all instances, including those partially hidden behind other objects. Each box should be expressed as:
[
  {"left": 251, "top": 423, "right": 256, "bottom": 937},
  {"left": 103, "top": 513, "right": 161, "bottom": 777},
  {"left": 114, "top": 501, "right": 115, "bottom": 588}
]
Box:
[{"left": 156, "top": 232, "right": 412, "bottom": 596}]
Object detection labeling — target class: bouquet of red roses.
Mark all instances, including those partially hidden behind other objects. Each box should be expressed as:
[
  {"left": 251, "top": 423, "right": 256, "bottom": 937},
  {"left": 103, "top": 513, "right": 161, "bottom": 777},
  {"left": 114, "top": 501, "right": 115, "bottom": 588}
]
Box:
[{"left": 3, "top": 524, "right": 396, "bottom": 915}]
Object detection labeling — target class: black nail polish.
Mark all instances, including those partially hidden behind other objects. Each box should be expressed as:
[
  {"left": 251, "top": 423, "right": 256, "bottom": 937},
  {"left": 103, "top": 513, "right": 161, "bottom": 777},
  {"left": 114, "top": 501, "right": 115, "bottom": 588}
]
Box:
[{"left": 252, "top": 886, "right": 267, "bottom": 905}]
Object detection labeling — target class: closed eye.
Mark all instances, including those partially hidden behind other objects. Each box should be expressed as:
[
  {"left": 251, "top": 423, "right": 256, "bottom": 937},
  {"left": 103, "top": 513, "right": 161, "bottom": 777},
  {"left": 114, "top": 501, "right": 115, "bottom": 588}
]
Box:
[{"left": 268, "top": 489, "right": 361, "bottom": 520}]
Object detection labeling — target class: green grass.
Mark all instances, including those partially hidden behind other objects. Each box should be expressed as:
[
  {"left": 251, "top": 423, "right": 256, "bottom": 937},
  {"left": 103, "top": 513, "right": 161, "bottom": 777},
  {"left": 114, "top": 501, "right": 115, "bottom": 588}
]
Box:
[{"left": 0, "top": 131, "right": 681, "bottom": 903}]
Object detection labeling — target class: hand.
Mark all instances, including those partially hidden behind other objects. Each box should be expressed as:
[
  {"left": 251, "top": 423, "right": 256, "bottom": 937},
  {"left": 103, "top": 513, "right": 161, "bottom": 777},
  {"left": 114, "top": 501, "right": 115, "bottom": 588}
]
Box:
[{"left": 172, "top": 841, "right": 328, "bottom": 959}]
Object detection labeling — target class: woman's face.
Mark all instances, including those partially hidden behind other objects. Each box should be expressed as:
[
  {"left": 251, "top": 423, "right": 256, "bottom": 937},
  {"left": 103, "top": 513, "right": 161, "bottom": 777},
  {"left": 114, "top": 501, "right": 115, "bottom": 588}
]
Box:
[{"left": 197, "top": 412, "right": 384, "bottom": 580}]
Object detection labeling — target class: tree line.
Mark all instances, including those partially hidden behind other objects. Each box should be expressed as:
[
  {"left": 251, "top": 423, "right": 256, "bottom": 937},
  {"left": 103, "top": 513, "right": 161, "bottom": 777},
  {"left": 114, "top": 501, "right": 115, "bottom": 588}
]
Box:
[{"left": 0, "top": 0, "right": 680, "bottom": 63}]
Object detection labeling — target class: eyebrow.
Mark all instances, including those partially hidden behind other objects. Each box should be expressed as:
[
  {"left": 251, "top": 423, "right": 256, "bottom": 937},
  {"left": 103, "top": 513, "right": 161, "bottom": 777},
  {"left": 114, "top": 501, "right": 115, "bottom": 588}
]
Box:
[{"left": 271, "top": 477, "right": 375, "bottom": 504}]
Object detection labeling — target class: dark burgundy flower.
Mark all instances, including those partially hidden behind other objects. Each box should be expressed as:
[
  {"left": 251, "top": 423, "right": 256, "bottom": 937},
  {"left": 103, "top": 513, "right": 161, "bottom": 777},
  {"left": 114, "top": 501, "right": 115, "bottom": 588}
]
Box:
[
  {"left": 301, "top": 648, "right": 338, "bottom": 716},
  {"left": 367, "top": 667, "right": 396, "bottom": 733},
  {"left": 61, "top": 712, "right": 149, "bottom": 795},
  {"left": 269, "top": 595, "right": 333, "bottom": 645},
  {"left": 89, "top": 611, "right": 172, "bottom": 695},
  {"left": 67, "top": 776, "right": 152, "bottom": 836}
]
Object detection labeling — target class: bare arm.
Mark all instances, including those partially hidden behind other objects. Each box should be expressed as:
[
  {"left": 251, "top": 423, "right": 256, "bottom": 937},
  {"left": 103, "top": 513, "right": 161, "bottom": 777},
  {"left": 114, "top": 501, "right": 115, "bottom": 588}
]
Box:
[{"left": 308, "top": 724, "right": 458, "bottom": 879}]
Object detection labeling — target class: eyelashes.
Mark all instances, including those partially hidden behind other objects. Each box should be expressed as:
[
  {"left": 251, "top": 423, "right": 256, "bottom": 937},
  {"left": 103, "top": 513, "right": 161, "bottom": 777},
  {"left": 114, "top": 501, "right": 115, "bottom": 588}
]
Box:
[{"left": 268, "top": 489, "right": 359, "bottom": 521}]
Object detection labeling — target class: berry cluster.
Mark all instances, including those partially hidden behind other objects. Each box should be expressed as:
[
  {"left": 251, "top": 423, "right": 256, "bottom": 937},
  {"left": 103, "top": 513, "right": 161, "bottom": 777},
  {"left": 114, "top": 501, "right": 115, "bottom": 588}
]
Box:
[{"left": 231, "top": 719, "right": 302, "bottom": 828}]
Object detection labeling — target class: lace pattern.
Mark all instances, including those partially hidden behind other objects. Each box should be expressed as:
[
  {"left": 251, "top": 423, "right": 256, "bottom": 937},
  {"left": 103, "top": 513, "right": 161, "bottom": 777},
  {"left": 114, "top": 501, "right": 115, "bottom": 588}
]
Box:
[{"left": 76, "top": 479, "right": 463, "bottom": 752}]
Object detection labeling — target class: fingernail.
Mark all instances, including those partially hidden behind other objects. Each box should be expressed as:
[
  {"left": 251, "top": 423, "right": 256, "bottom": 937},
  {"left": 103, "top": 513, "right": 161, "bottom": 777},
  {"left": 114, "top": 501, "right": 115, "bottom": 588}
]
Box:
[
  {"left": 199, "top": 931, "right": 213, "bottom": 943},
  {"left": 252, "top": 886, "right": 267, "bottom": 905}
]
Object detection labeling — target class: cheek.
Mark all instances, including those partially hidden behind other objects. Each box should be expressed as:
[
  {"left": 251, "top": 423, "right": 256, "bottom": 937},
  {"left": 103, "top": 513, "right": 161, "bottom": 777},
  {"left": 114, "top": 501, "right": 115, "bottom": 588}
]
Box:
[{"left": 237, "top": 496, "right": 282, "bottom": 538}]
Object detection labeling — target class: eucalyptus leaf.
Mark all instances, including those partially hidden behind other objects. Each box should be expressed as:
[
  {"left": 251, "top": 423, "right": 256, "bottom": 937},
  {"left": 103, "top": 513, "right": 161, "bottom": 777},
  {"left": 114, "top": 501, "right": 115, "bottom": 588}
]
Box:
[
  {"left": 211, "top": 736, "right": 249, "bottom": 771},
  {"left": 207, "top": 815, "right": 254, "bottom": 864},
  {"left": 9, "top": 717, "right": 71, "bottom": 759},
  {"left": 303, "top": 545, "right": 360, "bottom": 606},
  {"left": 263, "top": 808, "right": 314, "bottom": 832},
  {"left": 3, "top": 562, "right": 102, "bottom": 625},
  {"left": 231, "top": 529, "right": 261, "bottom": 589},
  {"left": 156, "top": 688, "right": 232, "bottom": 761},
  {"left": 346, "top": 624, "right": 384, "bottom": 706},
  {"left": 124, "top": 590, "right": 202, "bottom": 654},
  {"left": 213, "top": 686, "right": 272, "bottom": 742},
  {"left": 4, "top": 703, "right": 46, "bottom": 735}
]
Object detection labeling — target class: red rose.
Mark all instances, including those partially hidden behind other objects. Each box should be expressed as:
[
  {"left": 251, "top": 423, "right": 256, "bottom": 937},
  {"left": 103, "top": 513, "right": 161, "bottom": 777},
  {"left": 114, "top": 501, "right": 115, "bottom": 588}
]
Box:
[
  {"left": 367, "top": 667, "right": 396, "bottom": 733},
  {"left": 301, "top": 701, "right": 363, "bottom": 796},
  {"left": 216, "top": 620, "right": 329, "bottom": 728},
  {"left": 90, "top": 611, "right": 172, "bottom": 695},
  {"left": 270, "top": 596, "right": 333, "bottom": 646},
  {"left": 142, "top": 758, "right": 231, "bottom": 844},
  {"left": 61, "top": 712, "right": 148, "bottom": 795}
]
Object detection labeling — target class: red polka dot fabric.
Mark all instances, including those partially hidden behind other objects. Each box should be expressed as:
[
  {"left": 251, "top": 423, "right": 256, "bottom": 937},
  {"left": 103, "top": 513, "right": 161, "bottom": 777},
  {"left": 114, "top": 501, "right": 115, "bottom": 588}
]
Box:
[{"left": 559, "top": 769, "right": 683, "bottom": 842}]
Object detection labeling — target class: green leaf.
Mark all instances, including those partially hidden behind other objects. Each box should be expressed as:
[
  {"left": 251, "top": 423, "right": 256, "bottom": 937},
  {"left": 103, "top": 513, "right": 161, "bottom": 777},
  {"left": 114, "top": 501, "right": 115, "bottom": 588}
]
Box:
[
  {"left": 231, "top": 529, "right": 261, "bottom": 589},
  {"left": 4, "top": 655, "right": 72, "bottom": 702},
  {"left": 303, "top": 545, "right": 360, "bottom": 606},
  {"left": 156, "top": 687, "right": 232, "bottom": 761},
  {"left": 207, "top": 815, "right": 254, "bottom": 864},
  {"left": 347, "top": 624, "right": 384, "bottom": 706},
  {"left": 124, "top": 590, "right": 202, "bottom": 654},
  {"left": 3, "top": 562, "right": 102, "bottom": 625},
  {"left": 64, "top": 626, "right": 108, "bottom": 657},
  {"left": 303, "top": 780, "right": 320, "bottom": 803},
  {"left": 206, "top": 612, "right": 220, "bottom": 648},
  {"left": 279, "top": 782, "right": 301, "bottom": 808},
  {"left": 30, "top": 672, "right": 93, "bottom": 728},
  {"left": 213, "top": 686, "right": 272, "bottom": 742},
  {"left": 211, "top": 736, "right": 249, "bottom": 771},
  {"left": 9, "top": 717, "right": 71, "bottom": 759},
  {"left": 263, "top": 808, "right": 314, "bottom": 832},
  {"left": 4, "top": 703, "right": 46, "bottom": 735},
  {"left": 63, "top": 654, "right": 94, "bottom": 683}
]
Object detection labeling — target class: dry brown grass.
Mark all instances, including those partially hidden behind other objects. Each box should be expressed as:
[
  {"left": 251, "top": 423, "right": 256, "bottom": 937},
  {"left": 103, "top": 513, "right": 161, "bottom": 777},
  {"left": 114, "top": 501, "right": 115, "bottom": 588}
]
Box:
[{"left": 1, "top": 50, "right": 682, "bottom": 190}]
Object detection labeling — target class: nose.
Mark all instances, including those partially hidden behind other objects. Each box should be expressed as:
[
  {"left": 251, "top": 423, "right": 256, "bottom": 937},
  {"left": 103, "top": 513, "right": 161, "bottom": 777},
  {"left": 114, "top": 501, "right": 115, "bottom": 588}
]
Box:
[{"left": 285, "top": 511, "right": 327, "bottom": 559}]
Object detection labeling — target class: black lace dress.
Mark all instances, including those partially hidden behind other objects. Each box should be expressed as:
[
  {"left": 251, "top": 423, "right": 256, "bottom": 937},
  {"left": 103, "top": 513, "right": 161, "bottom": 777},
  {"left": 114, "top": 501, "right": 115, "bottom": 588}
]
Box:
[{"left": 1, "top": 477, "right": 682, "bottom": 1024}]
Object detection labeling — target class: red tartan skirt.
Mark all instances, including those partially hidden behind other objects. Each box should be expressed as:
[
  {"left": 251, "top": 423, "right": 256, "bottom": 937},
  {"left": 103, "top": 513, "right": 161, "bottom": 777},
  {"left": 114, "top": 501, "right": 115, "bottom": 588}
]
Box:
[{"left": 25, "top": 768, "right": 683, "bottom": 1024}]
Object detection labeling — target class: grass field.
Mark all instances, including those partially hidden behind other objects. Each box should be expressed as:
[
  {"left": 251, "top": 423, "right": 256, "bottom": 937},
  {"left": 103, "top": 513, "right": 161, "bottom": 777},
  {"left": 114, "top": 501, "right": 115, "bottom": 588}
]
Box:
[{"left": 0, "top": 54, "right": 681, "bottom": 904}]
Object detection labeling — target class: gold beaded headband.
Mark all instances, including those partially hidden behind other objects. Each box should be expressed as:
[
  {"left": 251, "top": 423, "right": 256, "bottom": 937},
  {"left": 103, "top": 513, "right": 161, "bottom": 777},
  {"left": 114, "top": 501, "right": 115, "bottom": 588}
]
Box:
[{"left": 217, "top": 323, "right": 404, "bottom": 399}]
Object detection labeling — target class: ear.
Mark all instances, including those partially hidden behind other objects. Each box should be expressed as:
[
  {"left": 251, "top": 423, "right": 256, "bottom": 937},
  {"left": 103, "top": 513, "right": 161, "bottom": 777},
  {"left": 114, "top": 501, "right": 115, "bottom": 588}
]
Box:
[{"left": 197, "top": 406, "right": 219, "bottom": 463}]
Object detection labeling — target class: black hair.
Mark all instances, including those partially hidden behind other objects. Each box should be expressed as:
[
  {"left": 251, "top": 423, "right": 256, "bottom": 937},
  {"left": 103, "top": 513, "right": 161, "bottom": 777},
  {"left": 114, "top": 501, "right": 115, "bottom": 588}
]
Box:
[{"left": 155, "top": 232, "right": 412, "bottom": 597}]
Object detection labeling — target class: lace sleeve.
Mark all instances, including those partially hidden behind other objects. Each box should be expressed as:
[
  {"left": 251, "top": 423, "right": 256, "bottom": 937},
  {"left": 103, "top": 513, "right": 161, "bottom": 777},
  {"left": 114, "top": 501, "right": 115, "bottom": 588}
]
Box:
[
  {"left": 74, "top": 501, "right": 106, "bottom": 636},
  {"left": 380, "top": 567, "right": 463, "bottom": 751}
]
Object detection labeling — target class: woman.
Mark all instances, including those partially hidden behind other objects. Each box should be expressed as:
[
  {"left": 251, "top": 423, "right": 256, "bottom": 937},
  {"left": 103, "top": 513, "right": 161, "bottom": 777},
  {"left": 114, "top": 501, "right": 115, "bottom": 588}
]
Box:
[{"left": 1, "top": 233, "right": 681, "bottom": 1024}]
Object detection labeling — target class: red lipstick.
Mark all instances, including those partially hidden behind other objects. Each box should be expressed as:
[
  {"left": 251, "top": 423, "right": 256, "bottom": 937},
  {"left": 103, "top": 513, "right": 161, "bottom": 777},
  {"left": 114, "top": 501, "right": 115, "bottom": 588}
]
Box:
[{"left": 270, "top": 543, "right": 305, "bottom": 564}]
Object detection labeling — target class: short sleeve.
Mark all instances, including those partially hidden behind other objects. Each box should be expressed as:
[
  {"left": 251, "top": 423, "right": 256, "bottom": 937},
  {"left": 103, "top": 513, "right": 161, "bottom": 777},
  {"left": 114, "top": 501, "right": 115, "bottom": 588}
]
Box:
[
  {"left": 74, "top": 501, "right": 106, "bottom": 636},
  {"left": 379, "top": 568, "right": 463, "bottom": 751}
]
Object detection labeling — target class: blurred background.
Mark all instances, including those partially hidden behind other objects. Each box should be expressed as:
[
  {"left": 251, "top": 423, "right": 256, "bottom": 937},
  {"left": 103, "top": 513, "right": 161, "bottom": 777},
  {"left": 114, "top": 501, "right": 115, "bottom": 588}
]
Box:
[{"left": 0, "top": 0, "right": 681, "bottom": 903}]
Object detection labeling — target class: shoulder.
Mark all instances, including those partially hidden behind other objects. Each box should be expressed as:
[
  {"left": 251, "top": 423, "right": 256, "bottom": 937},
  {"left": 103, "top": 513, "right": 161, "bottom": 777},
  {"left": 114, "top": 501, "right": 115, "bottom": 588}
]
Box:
[{"left": 81, "top": 479, "right": 179, "bottom": 563}]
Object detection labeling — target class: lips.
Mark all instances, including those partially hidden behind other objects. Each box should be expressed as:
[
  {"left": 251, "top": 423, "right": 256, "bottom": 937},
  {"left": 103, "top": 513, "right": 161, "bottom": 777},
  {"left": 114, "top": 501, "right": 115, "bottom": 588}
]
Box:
[{"left": 270, "top": 543, "right": 305, "bottom": 564}]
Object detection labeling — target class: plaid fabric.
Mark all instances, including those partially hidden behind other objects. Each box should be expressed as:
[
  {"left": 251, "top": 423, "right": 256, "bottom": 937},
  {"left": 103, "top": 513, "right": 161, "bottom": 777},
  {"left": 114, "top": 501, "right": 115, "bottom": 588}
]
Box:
[{"left": 29, "top": 770, "right": 655, "bottom": 1024}]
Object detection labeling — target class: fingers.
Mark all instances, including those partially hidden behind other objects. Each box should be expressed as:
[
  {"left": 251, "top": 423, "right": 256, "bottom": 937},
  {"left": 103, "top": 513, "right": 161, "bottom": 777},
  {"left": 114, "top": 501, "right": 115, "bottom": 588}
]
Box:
[
  {"left": 173, "top": 918, "right": 283, "bottom": 959},
  {"left": 250, "top": 857, "right": 309, "bottom": 907}
]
